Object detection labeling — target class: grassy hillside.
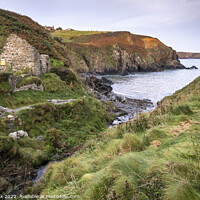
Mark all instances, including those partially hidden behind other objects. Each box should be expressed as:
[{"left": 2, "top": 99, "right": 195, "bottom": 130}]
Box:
[
  {"left": 0, "top": 9, "right": 63, "bottom": 58},
  {"left": 0, "top": 96, "right": 114, "bottom": 194},
  {"left": 29, "top": 76, "right": 200, "bottom": 200},
  {"left": 56, "top": 31, "right": 164, "bottom": 57},
  {"left": 0, "top": 67, "right": 85, "bottom": 108},
  {"left": 0, "top": 66, "right": 116, "bottom": 194},
  {"left": 51, "top": 30, "right": 108, "bottom": 43},
  {"left": 53, "top": 31, "right": 168, "bottom": 60}
]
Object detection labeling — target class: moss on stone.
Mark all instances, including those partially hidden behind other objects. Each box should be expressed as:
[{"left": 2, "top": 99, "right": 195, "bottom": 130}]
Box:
[{"left": 16, "top": 76, "right": 42, "bottom": 88}]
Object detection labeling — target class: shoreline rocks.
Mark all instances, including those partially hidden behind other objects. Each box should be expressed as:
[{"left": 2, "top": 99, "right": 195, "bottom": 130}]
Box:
[
  {"left": 85, "top": 74, "right": 154, "bottom": 125},
  {"left": 186, "top": 66, "right": 198, "bottom": 69},
  {"left": 85, "top": 75, "right": 112, "bottom": 95}
]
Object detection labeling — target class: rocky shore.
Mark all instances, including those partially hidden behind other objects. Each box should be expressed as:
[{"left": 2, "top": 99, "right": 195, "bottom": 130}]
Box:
[{"left": 85, "top": 74, "right": 154, "bottom": 125}]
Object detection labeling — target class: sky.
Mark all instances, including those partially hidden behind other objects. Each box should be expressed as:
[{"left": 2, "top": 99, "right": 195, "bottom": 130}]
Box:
[{"left": 0, "top": 0, "right": 200, "bottom": 52}]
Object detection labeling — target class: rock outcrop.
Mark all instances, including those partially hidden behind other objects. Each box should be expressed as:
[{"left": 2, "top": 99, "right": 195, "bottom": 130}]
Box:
[
  {"left": 186, "top": 66, "right": 198, "bottom": 70},
  {"left": 65, "top": 32, "right": 185, "bottom": 74},
  {"left": 86, "top": 75, "right": 112, "bottom": 95}
]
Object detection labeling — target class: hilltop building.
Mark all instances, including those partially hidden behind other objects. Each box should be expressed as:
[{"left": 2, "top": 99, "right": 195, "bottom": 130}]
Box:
[
  {"left": 65, "top": 28, "right": 74, "bottom": 31},
  {"left": 44, "top": 25, "right": 55, "bottom": 31}
]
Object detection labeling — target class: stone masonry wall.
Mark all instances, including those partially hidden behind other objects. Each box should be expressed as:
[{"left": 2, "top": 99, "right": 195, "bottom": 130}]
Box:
[{"left": 0, "top": 34, "right": 50, "bottom": 76}]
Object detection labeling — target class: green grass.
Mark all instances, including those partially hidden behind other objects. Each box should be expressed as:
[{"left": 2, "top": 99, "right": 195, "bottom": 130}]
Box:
[
  {"left": 17, "top": 97, "right": 113, "bottom": 149},
  {"left": 27, "top": 76, "right": 200, "bottom": 200},
  {"left": 0, "top": 135, "right": 50, "bottom": 167},
  {"left": 50, "top": 58, "right": 65, "bottom": 67},
  {"left": 0, "top": 97, "right": 115, "bottom": 187},
  {"left": 0, "top": 90, "right": 77, "bottom": 108},
  {"left": 0, "top": 69, "right": 86, "bottom": 108},
  {"left": 40, "top": 73, "right": 68, "bottom": 93},
  {"left": 16, "top": 76, "right": 42, "bottom": 88},
  {"left": 0, "top": 72, "right": 12, "bottom": 94},
  {"left": 51, "top": 30, "right": 107, "bottom": 43}
]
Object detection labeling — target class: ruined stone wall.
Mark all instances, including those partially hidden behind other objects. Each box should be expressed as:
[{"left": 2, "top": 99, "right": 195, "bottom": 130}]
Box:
[
  {"left": 0, "top": 34, "right": 50, "bottom": 76},
  {"left": 39, "top": 55, "right": 50, "bottom": 75},
  {"left": 7, "top": 74, "right": 43, "bottom": 93}
]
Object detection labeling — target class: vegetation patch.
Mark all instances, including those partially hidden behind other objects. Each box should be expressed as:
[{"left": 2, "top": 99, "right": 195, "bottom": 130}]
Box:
[
  {"left": 0, "top": 72, "right": 12, "bottom": 94},
  {"left": 40, "top": 73, "right": 68, "bottom": 93},
  {"left": 16, "top": 76, "right": 42, "bottom": 88},
  {"left": 28, "top": 76, "right": 200, "bottom": 200},
  {"left": 17, "top": 97, "right": 111, "bottom": 150},
  {"left": 51, "top": 30, "right": 107, "bottom": 43},
  {"left": 0, "top": 70, "right": 86, "bottom": 108},
  {"left": 146, "top": 128, "right": 167, "bottom": 143},
  {"left": 50, "top": 58, "right": 65, "bottom": 67}
]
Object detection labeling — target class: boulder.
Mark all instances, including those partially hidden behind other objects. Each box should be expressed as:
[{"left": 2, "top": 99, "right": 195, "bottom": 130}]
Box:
[
  {"left": 7, "top": 115, "right": 15, "bottom": 120},
  {"left": 9, "top": 130, "right": 28, "bottom": 140},
  {"left": 119, "top": 69, "right": 129, "bottom": 76},
  {"left": 101, "top": 77, "right": 113, "bottom": 85}
]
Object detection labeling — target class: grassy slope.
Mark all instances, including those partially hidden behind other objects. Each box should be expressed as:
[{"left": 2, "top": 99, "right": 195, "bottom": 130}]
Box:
[
  {"left": 0, "top": 65, "right": 115, "bottom": 171},
  {"left": 0, "top": 67, "right": 85, "bottom": 108},
  {"left": 51, "top": 30, "right": 108, "bottom": 43},
  {"left": 0, "top": 96, "right": 113, "bottom": 181},
  {"left": 0, "top": 9, "right": 64, "bottom": 59},
  {"left": 0, "top": 62, "right": 117, "bottom": 197},
  {"left": 31, "top": 76, "right": 200, "bottom": 200}
]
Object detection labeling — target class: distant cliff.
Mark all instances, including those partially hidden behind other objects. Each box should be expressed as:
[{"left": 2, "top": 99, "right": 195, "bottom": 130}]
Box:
[
  {"left": 62, "top": 31, "right": 185, "bottom": 74},
  {"left": 0, "top": 9, "right": 185, "bottom": 75},
  {"left": 177, "top": 52, "right": 200, "bottom": 59}
]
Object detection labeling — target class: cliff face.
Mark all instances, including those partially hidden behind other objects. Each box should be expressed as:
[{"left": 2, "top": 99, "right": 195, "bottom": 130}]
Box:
[
  {"left": 64, "top": 32, "right": 184, "bottom": 74},
  {"left": 177, "top": 52, "right": 200, "bottom": 59}
]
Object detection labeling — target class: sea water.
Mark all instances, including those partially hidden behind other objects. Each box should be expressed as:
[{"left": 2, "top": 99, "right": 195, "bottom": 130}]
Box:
[{"left": 108, "top": 59, "right": 200, "bottom": 105}]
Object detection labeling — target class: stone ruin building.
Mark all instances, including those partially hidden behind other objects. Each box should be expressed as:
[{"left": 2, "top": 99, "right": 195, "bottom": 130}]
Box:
[{"left": 0, "top": 34, "right": 50, "bottom": 76}]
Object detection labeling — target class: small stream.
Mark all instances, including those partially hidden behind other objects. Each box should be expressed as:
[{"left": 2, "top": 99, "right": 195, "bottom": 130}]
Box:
[{"left": 33, "top": 161, "right": 55, "bottom": 184}]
